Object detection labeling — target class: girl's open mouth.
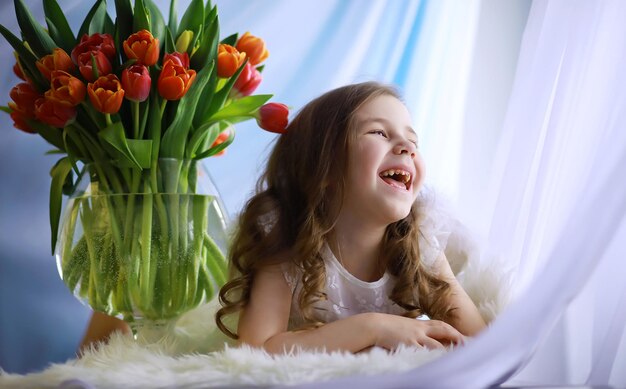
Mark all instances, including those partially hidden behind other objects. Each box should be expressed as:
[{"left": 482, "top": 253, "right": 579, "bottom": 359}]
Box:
[{"left": 379, "top": 169, "right": 412, "bottom": 190}]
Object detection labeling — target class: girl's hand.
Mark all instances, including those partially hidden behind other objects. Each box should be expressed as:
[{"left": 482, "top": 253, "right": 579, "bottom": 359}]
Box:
[{"left": 368, "top": 313, "right": 465, "bottom": 350}]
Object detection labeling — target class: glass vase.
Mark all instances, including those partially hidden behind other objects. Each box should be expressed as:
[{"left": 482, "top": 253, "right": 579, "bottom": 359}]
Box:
[{"left": 55, "top": 158, "right": 229, "bottom": 337}]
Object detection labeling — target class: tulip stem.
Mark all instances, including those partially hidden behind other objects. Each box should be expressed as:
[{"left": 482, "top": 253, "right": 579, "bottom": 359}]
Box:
[
  {"left": 105, "top": 113, "right": 112, "bottom": 127},
  {"left": 132, "top": 101, "right": 140, "bottom": 139}
]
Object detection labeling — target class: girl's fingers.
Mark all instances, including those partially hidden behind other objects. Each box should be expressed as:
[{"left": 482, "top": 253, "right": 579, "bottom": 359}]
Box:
[
  {"left": 425, "top": 323, "right": 464, "bottom": 344},
  {"left": 419, "top": 337, "right": 445, "bottom": 350}
]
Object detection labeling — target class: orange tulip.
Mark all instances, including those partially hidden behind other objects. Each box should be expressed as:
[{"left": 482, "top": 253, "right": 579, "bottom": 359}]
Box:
[
  {"left": 211, "top": 130, "right": 230, "bottom": 156},
  {"left": 35, "top": 97, "right": 76, "bottom": 128},
  {"left": 256, "top": 103, "right": 289, "bottom": 134},
  {"left": 47, "top": 71, "right": 86, "bottom": 107},
  {"left": 87, "top": 74, "right": 125, "bottom": 114},
  {"left": 217, "top": 44, "right": 246, "bottom": 78},
  {"left": 77, "top": 50, "right": 112, "bottom": 82},
  {"left": 36, "top": 48, "right": 75, "bottom": 81},
  {"left": 71, "top": 33, "right": 116, "bottom": 63},
  {"left": 157, "top": 59, "right": 196, "bottom": 100},
  {"left": 235, "top": 32, "right": 269, "bottom": 66},
  {"left": 123, "top": 30, "right": 160, "bottom": 66}
]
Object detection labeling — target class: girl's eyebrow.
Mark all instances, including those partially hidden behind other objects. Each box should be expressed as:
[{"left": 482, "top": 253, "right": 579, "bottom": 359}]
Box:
[{"left": 359, "top": 117, "right": 417, "bottom": 137}]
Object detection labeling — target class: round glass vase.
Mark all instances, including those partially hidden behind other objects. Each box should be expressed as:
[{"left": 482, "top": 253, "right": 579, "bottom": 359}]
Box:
[{"left": 55, "top": 158, "right": 229, "bottom": 339}]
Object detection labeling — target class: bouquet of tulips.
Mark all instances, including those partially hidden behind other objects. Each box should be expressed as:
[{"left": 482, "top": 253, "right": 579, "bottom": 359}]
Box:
[{"left": 1, "top": 0, "right": 289, "bottom": 323}]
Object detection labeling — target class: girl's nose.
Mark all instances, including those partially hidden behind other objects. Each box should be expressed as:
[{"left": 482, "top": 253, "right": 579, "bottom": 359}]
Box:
[{"left": 393, "top": 141, "right": 416, "bottom": 157}]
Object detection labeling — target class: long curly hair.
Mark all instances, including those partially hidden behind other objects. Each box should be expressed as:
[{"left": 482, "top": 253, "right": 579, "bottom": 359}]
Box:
[{"left": 216, "top": 82, "right": 456, "bottom": 339}]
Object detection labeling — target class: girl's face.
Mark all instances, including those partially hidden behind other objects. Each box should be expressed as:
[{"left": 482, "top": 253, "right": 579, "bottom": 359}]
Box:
[{"left": 339, "top": 94, "right": 424, "bottom": 227}]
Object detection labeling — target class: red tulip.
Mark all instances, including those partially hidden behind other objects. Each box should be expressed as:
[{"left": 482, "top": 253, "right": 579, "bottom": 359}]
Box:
[
  {"left": 47, "top": 71, "right": 86, "bottom": 107},
  {"left": 36, "top": 48, "right": 75, "bottom": 81},
  {"left": 8, "top": 82, "right": 41, "bottom": 133},
  {"left": 87, "top": 74, "right": 125, "bottom": 114},
  {"left": 123, "top": 30, "right": 160, "bottom": 66},
  {"left": 10, "top": 109, "right": 35, "bottom": 133},
  {"left": 71, "top": 33, "right": 116, "bottom": 64},
  {"left": 157, "top": 59, "right": 196, "bottom": 100},
  {"left": 8, "top": 82, "right": 40, "bottom": 117},
  {"left": 256, "top": 103, "right": 289, "bottom": 134},
  {"left": 163, "top": 52, "right": 190, "bottom": 69},
  {"left": 34, "top": 97, "right": 76, "bottom": 128},
  {"left": 121, "top": 64, "right": 151, "bottom": 102},
  {"left": 217, "top": 44, "right": 246, "bottom": 78},
  {"left": 77, "top": 50, "right": 112, "bottom": 82},
  {"left": 13, "top": 61, "right": 26, "bottom": 81},
  {"left": 235, "top": 32, "right": 269, "bottom": 66},
  {"left": 232, "top": 62, "right": 262, "bottom": 98}
]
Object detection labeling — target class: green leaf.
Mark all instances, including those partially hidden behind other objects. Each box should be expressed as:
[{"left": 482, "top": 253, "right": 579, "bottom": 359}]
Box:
[
  {"left": 178, "top": 0, "right": 204, "bottom": 39},
  {"left": 114, "top": 0, "right": 133, "bottom": 49},
  {"left": 49, "top": 157, "right": 73, "bottom": 254},
  {"left": 133, "top": 0, "right": 151, "bottom": 33},
  {"left": 29, "top": 120, "right": 65, "bottom": 150},
  {"left": 192, "top": 62, "right": 217, "bottom": 127},
  {"left": 125, "top": 139, "right": 153, "bottom": 168},
  {"left": 160, "top": 61, "right": 214, "bottom": 159},
  {"left": 168, "top": 0, "right": 178, "bottom": 37},
  {"left": 14, "top": 0, "right": 57, "bottom": 57},
  {"left": 43, "top": 0, "right": 76, "bottom": 53},
  {"left": 220, "top": 33, "right": 237, "bottom": 46},
  {"left": 187, "top": 121, "right": 219, "bottom": 157},
  {"left": 209, "top": 95, "right": 272, "bottom": 121},
  {"left": 194, "top": 124, "right": 235, "bottom": 159},
  {"left": 164, "top": 27, "right": 176, "bottom": 54},
  {"left": 205, "top": 58, "right": 248, "bottom": 118},
  {"left": 144, "top": 0, "right": 166, "bottom": 49},
  {"left": 77, "top": 0, "right": 106, "bottom": 39},
  {"left": 0, "top": 106, "right": 11, "bottom": 114},
  {"left": 98, "top": 121, "right": 142, "bottom": 168},
  {"left": 0, "top": 26, "right": 48, "bottom": 91},
  {"left": 190, "top": 5, "right": 217, "bottom": 70}
]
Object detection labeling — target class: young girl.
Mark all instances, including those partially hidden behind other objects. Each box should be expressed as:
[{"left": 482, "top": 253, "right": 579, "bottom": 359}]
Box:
[{"left": 216, "top": 81, "right": 486, "bottom": 353}]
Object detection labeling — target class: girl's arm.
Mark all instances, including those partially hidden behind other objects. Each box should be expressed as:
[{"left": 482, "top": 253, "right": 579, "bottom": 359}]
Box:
[
  {"left": 435, "top": 252, "right": 487, "bottom": 336},
  {"left": 238, "top": 263, "right": 465, "bottom": 353},
  {"left": 77, "top": 311, "right": 131, "bottom": 354}
]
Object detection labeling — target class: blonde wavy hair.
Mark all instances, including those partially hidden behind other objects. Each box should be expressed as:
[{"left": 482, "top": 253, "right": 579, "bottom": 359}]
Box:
[{"left": 216, "top": 82, "right": 456, "bottom": 339}]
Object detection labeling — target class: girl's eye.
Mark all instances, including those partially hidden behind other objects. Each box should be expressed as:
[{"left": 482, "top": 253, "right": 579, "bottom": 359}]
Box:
[
  {"left": 370, "top": 130, "right": 387, "bottom": 138},
  {"left": 409, "top": 139, "right": 418, "bottom": 147}
]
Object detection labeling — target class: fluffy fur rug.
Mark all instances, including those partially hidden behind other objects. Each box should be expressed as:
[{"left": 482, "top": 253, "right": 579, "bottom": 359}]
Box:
[{"left": 0, "top": 212, "right": 512, "bottom": 388}]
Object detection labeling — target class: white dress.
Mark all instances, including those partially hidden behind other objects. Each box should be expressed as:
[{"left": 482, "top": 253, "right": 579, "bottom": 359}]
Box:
[{"left": 279, "top": 190, "right": 450, "bottom": 329}]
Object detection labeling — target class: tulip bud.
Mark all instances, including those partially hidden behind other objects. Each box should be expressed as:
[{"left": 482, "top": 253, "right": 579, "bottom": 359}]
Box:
[
  {"left": 123, "top": 30, "right": 160, "bottom": 66},
  {"left": 34, "top": 97, "right": 77, "bottom": 128},
  {"left": 175, "top": 30, "right": 194, "bottom": 53},
  {"left": 48, "top": 71, "right": 86, "bottom": 107},
  {"left": 77, "top": 50, "right": 112, "bottom": 82},
  {"left": 36, "top": 48, "right": 75, "bottom": 81},
  {"left": 163, "top": 52, "right": 190, "bottom": 69},
  {"left": 158, "top": 59, "right": 197, "bottom": 101},
  {"left": 232, "top": 62, "right": 262, "bottom": 98},
  {"left": 87, "top": 74, "right": 125, "bottom": 114},
  {"left": 217, "top": 44, "right": 246, "bottom": 78},
  {"left": 256, "top": 103, "right": 289, "bottom": 134},
  {"left": 235, "top": 32, "right": 269, "bottom": 66},
  {"left": 121, "top": 64, "right": 151, "bottom": 102}
]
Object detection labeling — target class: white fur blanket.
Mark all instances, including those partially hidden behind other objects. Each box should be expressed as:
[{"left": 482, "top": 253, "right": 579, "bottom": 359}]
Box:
[{"left": 0, "top": 215, "right": 512, "bottom": 388}]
